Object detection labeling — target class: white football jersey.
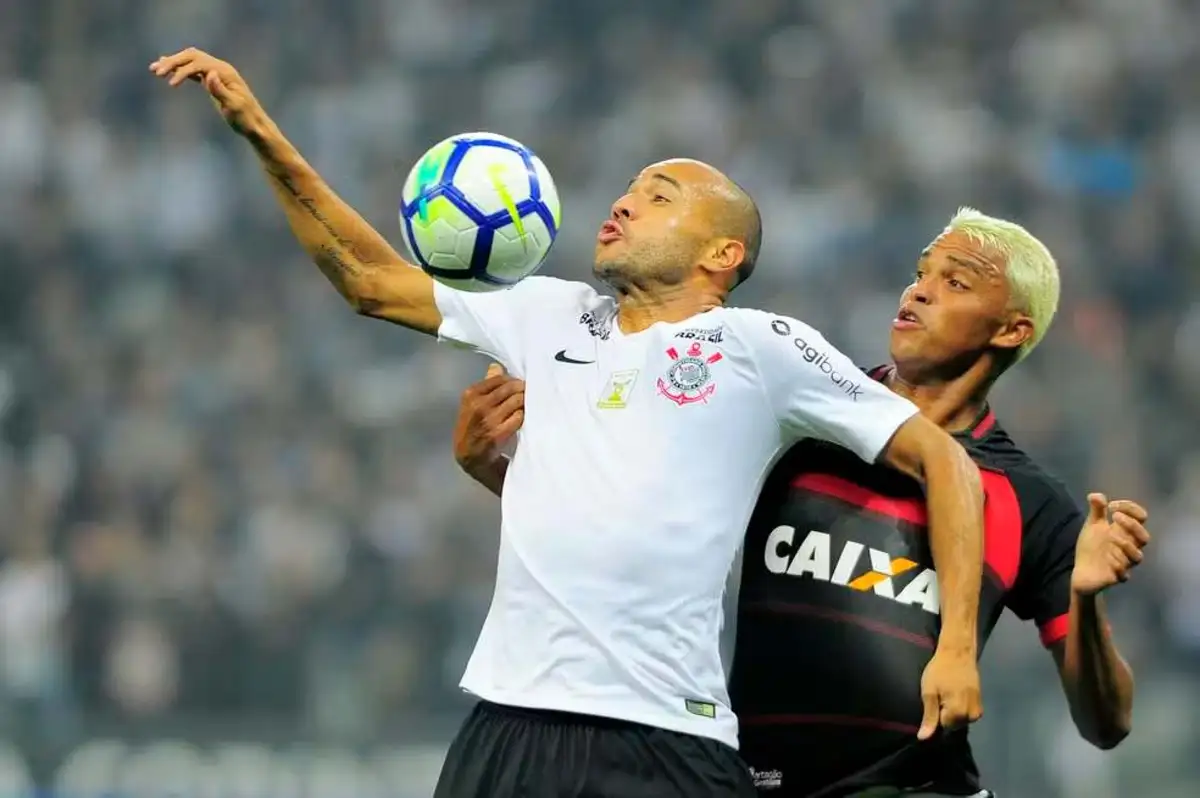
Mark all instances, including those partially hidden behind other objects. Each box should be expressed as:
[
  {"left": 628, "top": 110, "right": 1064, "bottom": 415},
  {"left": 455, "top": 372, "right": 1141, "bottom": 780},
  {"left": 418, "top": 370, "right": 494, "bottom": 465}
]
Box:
[{"left": 433, "top": 277, "right": 918, "bottom": 748}]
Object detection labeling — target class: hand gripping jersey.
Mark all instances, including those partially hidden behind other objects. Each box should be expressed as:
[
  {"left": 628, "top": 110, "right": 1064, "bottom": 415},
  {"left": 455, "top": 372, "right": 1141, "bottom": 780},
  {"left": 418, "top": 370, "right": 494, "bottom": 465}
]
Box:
[
  {"left": 731, "top": 366, "right": 1082, "bottom": 796},
  {"left": 432, "top": 278, "right": 919, "bottom": 749}
]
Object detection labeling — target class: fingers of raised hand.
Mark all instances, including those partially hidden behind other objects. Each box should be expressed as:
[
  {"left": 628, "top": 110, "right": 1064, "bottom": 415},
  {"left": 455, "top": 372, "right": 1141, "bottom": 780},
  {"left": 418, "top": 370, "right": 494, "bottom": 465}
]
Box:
[
  {"left": 150, "top": 49, "right": 230, "bottom": 87},
  {"left": 1112, "top": 511, "right": 1151, "bottom": 546},
  {"left": 1103, "top": 514, "right": 1149, "bottom": 577},
  {"left": 1112, "top": 530, "right": 1145, "bottom": 564},
  {"left": 151, "top": 48, "right": 201, "bottom": 76},
  {"left": 1107, "top": 548, "right": 1132, "bottom": 581},
  {"left": 1107, "top": 499, "right": 1148, "bottom": 524}
]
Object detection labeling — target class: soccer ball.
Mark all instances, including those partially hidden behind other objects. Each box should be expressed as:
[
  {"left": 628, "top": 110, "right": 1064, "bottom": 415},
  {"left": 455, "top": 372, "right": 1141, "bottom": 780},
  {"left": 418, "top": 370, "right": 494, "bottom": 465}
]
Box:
[{"left": 399, "top": 132, "right": 561, "bottom": 291}]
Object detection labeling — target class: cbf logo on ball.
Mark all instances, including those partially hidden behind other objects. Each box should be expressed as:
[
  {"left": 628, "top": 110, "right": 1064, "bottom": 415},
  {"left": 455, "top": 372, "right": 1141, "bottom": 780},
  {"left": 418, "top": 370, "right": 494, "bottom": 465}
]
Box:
[{"left": 657, "top": 342, "right": 723, "bottom": 406}]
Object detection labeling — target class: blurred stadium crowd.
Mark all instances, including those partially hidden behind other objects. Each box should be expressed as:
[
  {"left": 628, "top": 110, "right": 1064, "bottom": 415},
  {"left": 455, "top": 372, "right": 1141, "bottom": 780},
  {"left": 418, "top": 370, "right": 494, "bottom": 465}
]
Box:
[{"left": 1, "top": 0, "right": 1198, "bottom": 795}]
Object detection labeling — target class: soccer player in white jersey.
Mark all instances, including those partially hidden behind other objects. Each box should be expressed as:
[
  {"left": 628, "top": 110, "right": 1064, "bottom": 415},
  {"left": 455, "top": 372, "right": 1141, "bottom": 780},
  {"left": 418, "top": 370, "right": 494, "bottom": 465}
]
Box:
[{"left": 153, "top": 49, "right": 987, "bottom": 798}]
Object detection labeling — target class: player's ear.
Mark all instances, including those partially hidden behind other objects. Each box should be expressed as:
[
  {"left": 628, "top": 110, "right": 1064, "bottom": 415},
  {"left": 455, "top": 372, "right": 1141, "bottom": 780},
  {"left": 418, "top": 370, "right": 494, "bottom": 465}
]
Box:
[
  {"left": 989, "top": 313, "right": 1033, "bottom": 353},
  {"left": 698, "top": 238, "right": 745, "bottom": 281}
]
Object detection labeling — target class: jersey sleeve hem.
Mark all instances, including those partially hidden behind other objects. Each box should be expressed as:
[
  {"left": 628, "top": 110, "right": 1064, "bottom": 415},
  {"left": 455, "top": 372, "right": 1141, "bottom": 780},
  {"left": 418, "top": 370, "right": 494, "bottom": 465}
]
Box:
[
  {"left": 1038, "top": 613, "right": 1069, "bottom": 647},
  {"left": 854, "top": 401, "right": 920, "bottom": 464},
  {"left": 432, "top": 280, "right": 484, "bottom": 349}
]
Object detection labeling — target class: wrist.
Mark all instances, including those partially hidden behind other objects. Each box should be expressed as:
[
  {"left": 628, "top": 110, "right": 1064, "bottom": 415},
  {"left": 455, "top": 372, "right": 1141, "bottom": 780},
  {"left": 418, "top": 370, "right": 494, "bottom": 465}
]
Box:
[
  {"left": 935, "top": 622, "right": 978, "bottom": 657},
  {"left": 1069, "top": 573, "right": 1106, "bottom": 600},
  {"left": 245, "top": 116, "right": 284, "bottom": 152},
  {"left": 935, "top": 636, "right": 977, "bottom": 658},
  {"left": 458, "top": 449, "right": 501, "bottom": 474},
  {"left": 1070, "top": 587, "right": 1103, "bottom": 613}
]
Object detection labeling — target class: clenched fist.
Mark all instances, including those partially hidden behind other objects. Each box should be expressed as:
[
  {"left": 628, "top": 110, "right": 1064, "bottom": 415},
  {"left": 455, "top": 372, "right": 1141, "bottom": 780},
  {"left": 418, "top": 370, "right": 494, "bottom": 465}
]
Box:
[
  {"left": 150, "top": 48, "right": 269, "bottom": 137},
  {"left": 1071, "top": 493, "right": 1150, "bottom": 596}
]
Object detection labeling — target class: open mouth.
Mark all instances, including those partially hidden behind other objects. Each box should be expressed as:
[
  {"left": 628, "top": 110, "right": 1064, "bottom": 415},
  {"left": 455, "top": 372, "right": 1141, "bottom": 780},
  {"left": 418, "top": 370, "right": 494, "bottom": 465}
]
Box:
[
  {"left": 893, "top": 307, "right": 921, "bottom": 329},
  {"left": 598, "top": 221, "right": 623, "bottom": 243}
]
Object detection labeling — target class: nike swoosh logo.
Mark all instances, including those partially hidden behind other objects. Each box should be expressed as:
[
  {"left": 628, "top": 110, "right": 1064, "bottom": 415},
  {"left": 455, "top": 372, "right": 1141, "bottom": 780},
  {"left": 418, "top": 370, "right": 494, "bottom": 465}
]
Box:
[{"left": 554, "top": 350, "right": 594, "bottom": 365}]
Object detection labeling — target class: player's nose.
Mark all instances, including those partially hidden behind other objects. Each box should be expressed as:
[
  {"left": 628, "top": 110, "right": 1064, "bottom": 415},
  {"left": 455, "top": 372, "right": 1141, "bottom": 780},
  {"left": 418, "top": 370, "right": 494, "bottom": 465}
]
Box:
[
  {"left": 611, "top": 194, "right": 635, "bottom": 221},
  {"left": 910, "top": 280, "right": 932, "bottom": 305}
]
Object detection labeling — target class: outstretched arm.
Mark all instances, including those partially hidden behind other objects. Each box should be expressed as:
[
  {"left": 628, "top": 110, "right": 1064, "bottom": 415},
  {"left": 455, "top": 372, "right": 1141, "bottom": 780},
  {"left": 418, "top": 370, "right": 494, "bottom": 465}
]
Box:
[
  {"left": 453, "top": 364, "right": 525, "bottom": 495},
  {"left": 151, "top": 49, "right": 440, "bottom": 333},
  {"left": 880, "top": 414, "right": 985, "bottom": 738}
]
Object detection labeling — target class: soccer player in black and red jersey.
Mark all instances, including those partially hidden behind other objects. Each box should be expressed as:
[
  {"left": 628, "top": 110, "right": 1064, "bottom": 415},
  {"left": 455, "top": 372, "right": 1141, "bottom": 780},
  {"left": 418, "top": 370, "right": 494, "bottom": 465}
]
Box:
[{"left": 451, "top": 207, "right": 1149, "bottom": 797}]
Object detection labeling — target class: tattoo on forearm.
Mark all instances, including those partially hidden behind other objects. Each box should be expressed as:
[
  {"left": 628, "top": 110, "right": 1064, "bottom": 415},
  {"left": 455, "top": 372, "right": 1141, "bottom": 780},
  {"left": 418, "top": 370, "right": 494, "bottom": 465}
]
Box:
[
  {"left": 272, "top": 173, "right": 374, "bottom": 277},
  {"left": 312, "top": 245, "right": 360, "bottom": 289}
]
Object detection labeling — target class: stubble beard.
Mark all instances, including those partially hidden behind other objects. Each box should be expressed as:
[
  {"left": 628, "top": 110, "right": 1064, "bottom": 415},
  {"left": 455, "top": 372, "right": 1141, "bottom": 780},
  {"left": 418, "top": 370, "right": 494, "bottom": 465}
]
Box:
[{"left": 594, "top": 244, "right": 693, "bottom": 295}]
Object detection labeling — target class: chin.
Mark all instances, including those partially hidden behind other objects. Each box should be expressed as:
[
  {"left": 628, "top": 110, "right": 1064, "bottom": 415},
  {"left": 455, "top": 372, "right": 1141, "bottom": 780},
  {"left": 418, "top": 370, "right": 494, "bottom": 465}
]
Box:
[
  {"left": 888, "top": 332, "right": 915, "bottom": 359},
  {"left": 594, "top": 254, "right": 629, "bottom": 278}
]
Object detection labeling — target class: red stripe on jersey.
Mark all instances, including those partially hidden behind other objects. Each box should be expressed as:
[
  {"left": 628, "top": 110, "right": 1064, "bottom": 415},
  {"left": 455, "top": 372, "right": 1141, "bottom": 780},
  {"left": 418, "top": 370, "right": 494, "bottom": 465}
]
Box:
[
  {"left": 792, "top": 473, "right": 927, "bottom": 526},
  {"left": 740, "top": 713, "right": 919, "bottom": 734},
  {"left": 980, "top": 469, "right": 1022, "bottom": 590},
  {"left": 1039, "top": 613, "right": 1070, "bottom": 647},
  {"left": 794, "top": 469, "right": 1023, "bottom": 589}
]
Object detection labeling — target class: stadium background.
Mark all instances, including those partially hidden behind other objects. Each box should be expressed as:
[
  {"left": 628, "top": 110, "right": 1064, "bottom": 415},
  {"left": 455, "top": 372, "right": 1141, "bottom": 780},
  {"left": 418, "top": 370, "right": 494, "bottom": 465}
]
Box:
[{"left": 1, "top": 0, "right": 1198, "bottom": 795}]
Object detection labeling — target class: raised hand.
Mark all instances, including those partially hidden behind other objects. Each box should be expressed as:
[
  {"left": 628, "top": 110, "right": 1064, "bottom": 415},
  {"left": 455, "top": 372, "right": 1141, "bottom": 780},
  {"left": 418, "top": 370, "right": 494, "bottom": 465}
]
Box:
[
  {"left": 1070, "top": 493, "right": 1150, "bottom": 596},
  {"left": 149, "top": 48, "right": 268, "bottom": 137}
]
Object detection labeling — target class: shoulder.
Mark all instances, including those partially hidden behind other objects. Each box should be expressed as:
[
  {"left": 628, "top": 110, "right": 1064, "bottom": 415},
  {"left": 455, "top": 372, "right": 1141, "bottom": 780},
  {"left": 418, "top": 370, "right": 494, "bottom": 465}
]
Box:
[
  {"left": 717, "top": 307, "right": 819, "bottom": 338},
  {"left": 486, "top": 277, "right": 614, "bottom": 320},
  {"left": 714, "top": 308, "right": 830, "bottom": 356},
  {"left": 974, "top": 431, "right": 1082, "bottom": 542},
  {"left": 512, "top": 276, "right": 605, "bottom": 303}
]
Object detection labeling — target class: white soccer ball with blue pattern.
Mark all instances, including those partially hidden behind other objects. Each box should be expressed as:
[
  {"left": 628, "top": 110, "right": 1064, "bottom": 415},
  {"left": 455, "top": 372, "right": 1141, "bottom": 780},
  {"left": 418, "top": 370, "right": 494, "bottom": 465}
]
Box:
[{"left": 399, "top": 132, "right": 561, "bottom": 291}]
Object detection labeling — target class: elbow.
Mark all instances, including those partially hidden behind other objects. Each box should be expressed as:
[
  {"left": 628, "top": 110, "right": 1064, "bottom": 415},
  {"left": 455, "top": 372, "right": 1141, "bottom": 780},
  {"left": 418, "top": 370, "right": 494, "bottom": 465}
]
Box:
[
  {"left": 1074, "top": 699, "right": 1134, "bottom": 750},
  {"left": 1085, "top": 719, "right": 1131, "bottom": 751},
  {"left": 350, "top": 294, "right": 385, "bottom": 318},
  {"left": 344, "top": 276, "right": 383, "bottom": 316},
  {"left": 345, "top": 276, "right": 390, "bottom": 318}
]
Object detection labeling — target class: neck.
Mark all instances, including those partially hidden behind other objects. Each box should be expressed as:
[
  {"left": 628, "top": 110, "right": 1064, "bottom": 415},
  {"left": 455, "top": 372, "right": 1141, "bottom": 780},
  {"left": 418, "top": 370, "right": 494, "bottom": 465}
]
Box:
[
  {"left": 615, "top": 281, "right": 724, "bottom": 334},
  {"left": 885, "top": 357, "right": 997, "bottom": 433}
]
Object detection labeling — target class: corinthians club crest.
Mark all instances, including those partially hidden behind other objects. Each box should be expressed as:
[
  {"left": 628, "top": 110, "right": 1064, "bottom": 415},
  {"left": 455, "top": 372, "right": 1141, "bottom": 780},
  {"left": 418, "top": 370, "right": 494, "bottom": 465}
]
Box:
[{"left": 657, "top": 342, "right": 723, "bottom": 406}]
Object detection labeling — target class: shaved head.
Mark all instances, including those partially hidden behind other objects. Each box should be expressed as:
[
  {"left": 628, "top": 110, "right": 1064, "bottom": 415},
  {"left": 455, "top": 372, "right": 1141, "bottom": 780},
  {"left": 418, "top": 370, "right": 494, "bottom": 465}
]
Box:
[
  {"left": 716, "top": 176, "right": 762, "bottom": 289},
  {"left": 594, "top": 158, "right": 763, "bottom": 295},
  {"left": 644, "top": 159, "right": 762, "bottom": 290}
]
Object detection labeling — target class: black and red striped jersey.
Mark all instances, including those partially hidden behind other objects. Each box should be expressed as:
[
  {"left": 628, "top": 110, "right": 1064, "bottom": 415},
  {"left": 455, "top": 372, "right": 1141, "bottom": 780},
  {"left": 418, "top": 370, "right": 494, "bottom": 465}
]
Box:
[{"left": 730, "top": 367, "right": 1082, "bottom": 797}]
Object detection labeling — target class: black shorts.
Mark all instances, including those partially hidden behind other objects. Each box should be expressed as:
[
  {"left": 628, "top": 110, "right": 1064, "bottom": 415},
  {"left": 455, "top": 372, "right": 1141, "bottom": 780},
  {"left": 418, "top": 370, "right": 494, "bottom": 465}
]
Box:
[{"left": 434, "top": 700, "right": 758, "bottom": 798}]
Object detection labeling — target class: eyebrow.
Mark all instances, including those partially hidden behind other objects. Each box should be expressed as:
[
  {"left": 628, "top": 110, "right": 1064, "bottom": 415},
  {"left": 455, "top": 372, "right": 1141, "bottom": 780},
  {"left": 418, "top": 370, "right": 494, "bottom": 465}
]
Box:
[
  {"left": 627, "top": 172, "right": 683, "bottom": 191},
  {"left": 915, "top": 250, "right": 996, "bottom": 278},
  {"left": 945, "top": 254, "right": 994, "bottom": 275}
]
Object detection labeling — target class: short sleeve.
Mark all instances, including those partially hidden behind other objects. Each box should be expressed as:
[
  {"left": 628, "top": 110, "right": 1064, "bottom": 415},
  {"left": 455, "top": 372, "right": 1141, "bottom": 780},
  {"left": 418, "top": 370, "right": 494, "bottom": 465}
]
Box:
[
  {"left": 740, "top": 312, "right": 919, "bottom": 462},
  {"left": 1006, "top": 500, "right": 1082, "bottom": 648},
  {"left": 433, "top": 277, "right": 582, "bottom": 376}
]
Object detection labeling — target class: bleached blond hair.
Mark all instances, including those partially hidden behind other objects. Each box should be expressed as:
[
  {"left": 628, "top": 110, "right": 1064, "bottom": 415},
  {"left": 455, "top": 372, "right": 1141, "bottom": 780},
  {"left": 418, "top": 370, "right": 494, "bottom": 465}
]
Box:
[{"left": 944, "top": 207, "right": 1060, "bottom": 363}]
